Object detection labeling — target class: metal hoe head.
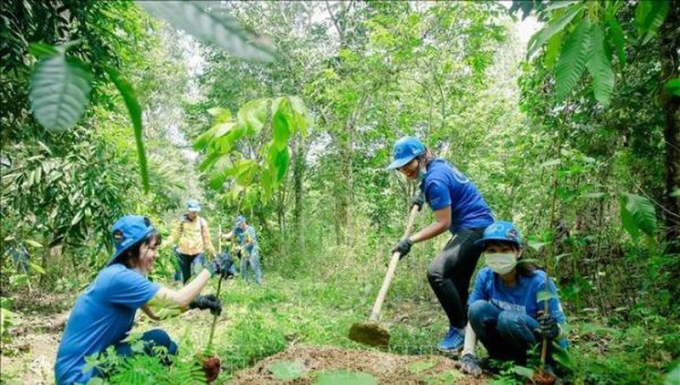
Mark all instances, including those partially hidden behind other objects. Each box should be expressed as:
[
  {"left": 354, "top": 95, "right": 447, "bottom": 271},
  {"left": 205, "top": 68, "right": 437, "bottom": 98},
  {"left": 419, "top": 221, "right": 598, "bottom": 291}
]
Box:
[{"left": 348, "top": 321, "right": 390, "bottom": 349}]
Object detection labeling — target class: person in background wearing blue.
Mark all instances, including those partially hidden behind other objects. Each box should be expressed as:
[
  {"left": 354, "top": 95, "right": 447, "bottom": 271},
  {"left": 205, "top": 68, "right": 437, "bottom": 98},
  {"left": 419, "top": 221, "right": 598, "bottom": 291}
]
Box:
[
  {"left": 55, "top": 215, "right": 230, "bottom": 384},
  {"left": 387, "top": 137, "right": 494, "bottom": 351},
  {"left": 4, "top": 241, "right": 30, "bottom": 273},
  {"left": 458, "top": 221, "right": 568, "bottom": 377},
  {"left": 224, "top": 216, "right": 262, "bottom": 285}
]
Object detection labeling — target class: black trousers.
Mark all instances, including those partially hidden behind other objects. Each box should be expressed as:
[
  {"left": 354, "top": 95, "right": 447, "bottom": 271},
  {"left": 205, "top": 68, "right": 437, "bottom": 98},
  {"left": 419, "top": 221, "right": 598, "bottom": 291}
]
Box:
[{"left": 427, "top": 227, "right": 486, "bottom": 329}]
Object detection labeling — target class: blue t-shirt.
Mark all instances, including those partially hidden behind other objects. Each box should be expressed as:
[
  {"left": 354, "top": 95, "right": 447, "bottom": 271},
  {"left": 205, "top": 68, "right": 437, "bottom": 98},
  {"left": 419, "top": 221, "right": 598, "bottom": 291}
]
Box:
[
  {"left": 55, "top": 264, "right": 160, "bottom": 384},
  {"left": 420, "top": 159, "right": 494, "bottom": 232},
  {"left": 469, "top": 267, "right": 568, "bottom": 347},
  {"left": 234, "top": 225, "right": 258, "bottom": 253}
]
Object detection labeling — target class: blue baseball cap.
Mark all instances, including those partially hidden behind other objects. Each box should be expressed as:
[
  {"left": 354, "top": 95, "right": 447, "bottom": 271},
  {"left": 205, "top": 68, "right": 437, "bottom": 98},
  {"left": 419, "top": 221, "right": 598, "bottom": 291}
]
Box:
[
  {"left": 475, "top": 221, "right": 523, "bottom": 248},
  {"left": 186, "top": 199, "right": 201, "bottom": 212},
  {"left": 108, "top": 215, "right": 156, "bottom": 266},
  {"left": 386, "top": 136, "right": 426, "bottom": 170},
  {"left": 235, "top": 215, "right": 246, "bottom": 226}
]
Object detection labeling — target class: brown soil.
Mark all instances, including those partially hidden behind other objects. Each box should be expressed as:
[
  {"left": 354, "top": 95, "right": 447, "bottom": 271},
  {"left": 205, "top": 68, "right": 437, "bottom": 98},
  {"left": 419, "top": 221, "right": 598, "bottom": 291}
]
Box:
[
  {"left": 231, "top": 345, "right": 487, "bottom": 384},
  {"left": 531, "top": 371, "right": 556, "bottom": 385},
  {"left": 202, "top": 356, "right": 222, "bottom": 383}
]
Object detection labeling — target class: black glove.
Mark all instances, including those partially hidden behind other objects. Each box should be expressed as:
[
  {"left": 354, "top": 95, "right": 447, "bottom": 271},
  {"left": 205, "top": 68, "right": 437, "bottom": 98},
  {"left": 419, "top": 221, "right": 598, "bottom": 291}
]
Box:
[
  {"left": 206, "top": 259, "right": 232, "bottom": 279},
  {"left": 458, "top": 354, "right": 482, "bottom": 377},
  {"left": 189, "top": 294, "right": 223, "bottom": 316},
  {"left": 536, "top": 311, "right": 560, "bottom": 340},
  {"left": 218, "top": 253, "right": 235, "bottom": 279},
  {"left": 410, "top": 192, "right": 425, "bottom": 211},
  {"left": 391, "top": 238, "right": 413, "bottom": 259}
]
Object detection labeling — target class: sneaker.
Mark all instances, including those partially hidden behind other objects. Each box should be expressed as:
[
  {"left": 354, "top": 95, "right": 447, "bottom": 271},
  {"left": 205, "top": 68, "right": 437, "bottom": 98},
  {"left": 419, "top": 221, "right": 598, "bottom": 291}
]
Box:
[{"left": 437, "top": 326, "right": 465, "bottom": 351}]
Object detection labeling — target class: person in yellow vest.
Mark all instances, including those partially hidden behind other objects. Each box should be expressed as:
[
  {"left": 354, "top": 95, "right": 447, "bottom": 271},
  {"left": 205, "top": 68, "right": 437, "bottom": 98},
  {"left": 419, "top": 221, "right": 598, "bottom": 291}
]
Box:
[{"left": 165, "top": 200, "right": 216, "bottom": 284}]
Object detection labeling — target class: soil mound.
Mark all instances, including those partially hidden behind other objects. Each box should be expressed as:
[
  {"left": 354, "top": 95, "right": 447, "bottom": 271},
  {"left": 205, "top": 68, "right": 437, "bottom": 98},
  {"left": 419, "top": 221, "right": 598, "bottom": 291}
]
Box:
[{"left": 231, "top": 345, "right": 486, "bottom": 384}]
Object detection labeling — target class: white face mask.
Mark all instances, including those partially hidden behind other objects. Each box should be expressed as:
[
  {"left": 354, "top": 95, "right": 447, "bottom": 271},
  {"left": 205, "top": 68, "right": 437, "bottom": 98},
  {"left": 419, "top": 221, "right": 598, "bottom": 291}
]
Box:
[{"left": 485, "top": 252, "right": 517, "bottom": 275}]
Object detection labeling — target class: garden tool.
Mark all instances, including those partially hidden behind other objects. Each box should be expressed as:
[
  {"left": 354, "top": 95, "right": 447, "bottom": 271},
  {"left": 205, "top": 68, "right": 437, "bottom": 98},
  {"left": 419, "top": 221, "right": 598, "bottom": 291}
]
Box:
[
  {"left": 349, "top": 205, "right": 419, "bottom": 348},
  {"left": 201, "top": 224, "right": 224, "bottom": 383}
]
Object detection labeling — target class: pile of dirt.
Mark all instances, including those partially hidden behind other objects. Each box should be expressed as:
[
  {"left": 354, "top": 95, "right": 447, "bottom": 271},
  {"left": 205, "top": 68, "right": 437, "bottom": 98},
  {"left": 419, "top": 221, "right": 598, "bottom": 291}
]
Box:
[{"left": 231, "top": 345, "right": 487, "bottom": 384}]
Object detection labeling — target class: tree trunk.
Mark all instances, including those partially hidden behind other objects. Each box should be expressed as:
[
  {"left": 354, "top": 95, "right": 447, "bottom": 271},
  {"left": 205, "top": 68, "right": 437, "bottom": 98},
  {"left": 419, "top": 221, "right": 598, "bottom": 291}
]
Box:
[
  {"left": 292, "top": 133, "right": 306, "bottom": 253},
  {"left": 659, "top": 2, "right": 680, "bottom": 251}
]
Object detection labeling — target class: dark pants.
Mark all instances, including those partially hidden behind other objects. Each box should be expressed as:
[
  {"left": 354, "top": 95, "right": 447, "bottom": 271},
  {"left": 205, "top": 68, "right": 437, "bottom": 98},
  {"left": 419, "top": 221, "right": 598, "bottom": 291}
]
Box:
[
  {"left": 94, "top": 329, "right": 177, "bottom": 378},
  {"left": 115, "top": 329, "right": 178, "bottom": 359},
  {"left": 468, "top": 300, "right": 540, "bottom": 364},
  {"left": 175, "top": 252, "right": 204, "bottom": 284},
  {"left": 427, "top": 227, "right": 486, "bottom": 329}
]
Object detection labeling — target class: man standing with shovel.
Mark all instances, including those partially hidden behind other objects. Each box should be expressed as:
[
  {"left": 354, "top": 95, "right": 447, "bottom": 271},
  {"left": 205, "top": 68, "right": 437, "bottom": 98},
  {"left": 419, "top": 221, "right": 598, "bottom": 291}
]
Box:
[{"left": 387, "top": 137, "right": 494, "bottom": 352}]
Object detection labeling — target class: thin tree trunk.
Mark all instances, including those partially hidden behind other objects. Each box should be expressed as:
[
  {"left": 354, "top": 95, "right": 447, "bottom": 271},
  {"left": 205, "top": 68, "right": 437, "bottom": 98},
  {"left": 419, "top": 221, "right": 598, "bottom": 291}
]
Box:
[
  {"left": 659, "top": 2, "right": 680, "bottom": 251},
  {"left": 292, "top": 133, "right": 306, "bottom": 253}
]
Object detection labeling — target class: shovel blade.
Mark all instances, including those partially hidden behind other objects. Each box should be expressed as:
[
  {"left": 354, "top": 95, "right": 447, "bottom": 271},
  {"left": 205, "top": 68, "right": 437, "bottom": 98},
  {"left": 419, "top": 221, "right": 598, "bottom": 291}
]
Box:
[{"left": 348, "top": 322, "right": 390, "bottom": 348}]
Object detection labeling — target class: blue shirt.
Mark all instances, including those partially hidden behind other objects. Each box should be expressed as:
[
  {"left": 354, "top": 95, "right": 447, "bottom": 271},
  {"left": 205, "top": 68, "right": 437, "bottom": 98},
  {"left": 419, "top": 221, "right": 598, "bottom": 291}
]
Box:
[
  {"left": 420, "top": 159, "right": 494, "bottom": 232},
  {"left": 234, "top": 225, "right": 258, "bottom": 253},
  {"left": 55, "top": 264, "right": 160, "bottom": 384},
  {"left": 469, "top": 267, "right": 568, "bottom": 347}
]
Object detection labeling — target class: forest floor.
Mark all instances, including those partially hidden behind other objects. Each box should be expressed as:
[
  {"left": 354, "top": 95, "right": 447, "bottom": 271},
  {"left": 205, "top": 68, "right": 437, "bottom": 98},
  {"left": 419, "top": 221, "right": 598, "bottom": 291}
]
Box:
[
  {"left": 1, "top": 273, "right": 677, "bottom": 384},
  {"left": 0, "top": 274, "right": 476, "bottom": 384}
]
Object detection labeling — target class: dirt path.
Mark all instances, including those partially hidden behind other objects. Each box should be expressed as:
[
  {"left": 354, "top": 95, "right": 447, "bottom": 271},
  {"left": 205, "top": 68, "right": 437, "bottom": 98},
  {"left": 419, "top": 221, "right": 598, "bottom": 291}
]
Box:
[
  {"left": 1, "top": 309, "right": 69, "bottom": 384},
  {"left": 232, "top": 345, "right": 487, "bottom": 384}
]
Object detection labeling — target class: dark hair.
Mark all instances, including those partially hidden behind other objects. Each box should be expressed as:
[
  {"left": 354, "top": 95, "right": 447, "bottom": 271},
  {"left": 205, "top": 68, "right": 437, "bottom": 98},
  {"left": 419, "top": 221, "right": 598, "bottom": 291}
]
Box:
[
  {"left": 119, "top": 230, "right": 162, "bottom": 268},
  {"left": 516, "top": 256, "right": 538, "bottom": 277},
  {"left": 416, "top": 147, "right": 434, "bottom": 166}
]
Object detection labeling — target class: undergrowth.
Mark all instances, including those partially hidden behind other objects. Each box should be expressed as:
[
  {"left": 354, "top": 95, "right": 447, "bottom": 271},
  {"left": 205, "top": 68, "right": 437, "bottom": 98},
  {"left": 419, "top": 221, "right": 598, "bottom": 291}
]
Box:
[{"left": 78, "top": 272, "right": 680, "bottom": 384}]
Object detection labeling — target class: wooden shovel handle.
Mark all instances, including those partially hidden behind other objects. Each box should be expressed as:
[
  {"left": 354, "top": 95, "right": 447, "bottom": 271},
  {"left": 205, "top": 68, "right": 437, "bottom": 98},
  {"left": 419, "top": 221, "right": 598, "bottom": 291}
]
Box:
[{"left": 368, "top": 205, "right": 420, "bottom": 322}]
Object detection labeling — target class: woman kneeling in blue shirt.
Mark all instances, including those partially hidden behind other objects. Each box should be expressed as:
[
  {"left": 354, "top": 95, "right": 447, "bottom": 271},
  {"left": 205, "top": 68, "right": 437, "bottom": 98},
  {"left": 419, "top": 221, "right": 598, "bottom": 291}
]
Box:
[
  {"left": 55, "top": 215, "right": 231, "bottom": 384},
  {"left": 458, "top": 221, "right": 568, "bottom": 376}
]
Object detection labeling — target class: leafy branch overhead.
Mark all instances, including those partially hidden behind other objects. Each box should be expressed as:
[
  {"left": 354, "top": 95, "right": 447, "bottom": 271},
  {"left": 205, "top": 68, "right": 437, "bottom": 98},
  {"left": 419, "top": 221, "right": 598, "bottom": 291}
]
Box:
[
  {"left": 515, "top": 0, "right": 670, "bottom": 107},
  {"left": 194, "top": 96, "right": 310, "bottom": 208},
  {"left": 27, "top": 1, "right": 278, "bottom": 193}
]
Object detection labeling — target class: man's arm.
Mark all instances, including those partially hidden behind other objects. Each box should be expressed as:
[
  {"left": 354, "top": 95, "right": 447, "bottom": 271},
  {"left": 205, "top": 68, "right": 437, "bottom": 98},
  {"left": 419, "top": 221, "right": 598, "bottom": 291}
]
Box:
[{"left": 409, "top": 206, "right": 451, "bottom": 244}]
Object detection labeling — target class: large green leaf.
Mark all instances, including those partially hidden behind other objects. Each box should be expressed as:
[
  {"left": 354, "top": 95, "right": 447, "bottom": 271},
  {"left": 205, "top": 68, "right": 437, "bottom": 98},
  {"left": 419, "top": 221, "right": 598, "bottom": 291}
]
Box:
[
  {"left": 267, "top": 360, "right": 305, "bottom": 381},
  {"left": 544, "top": 30, "right": 564, "bottom": 69},
  {"left": 635, "top": 0, "right": 670, "bottom": 44},
  {"left": 269, "top": 145, "right": 290, "bottom": 183},
  {"left": 272, "top": 99, "right": 292, "bottom": 151},
  {"left": 137, "top": 1, "right": 276, "bottom": 62},
  {"left": 107, "top": 68, "right": 150, "bottom": 193},
  {"left": 620, "top": 193, "right": 657, "bottom": 239},
  {"left": 665, "top": 79, "right": 680, "bottom": 96},
  {"left": 207, "top": 107, "right": 232, "bottom": 124},
  {"left": 316, "top": 370, "right": 377, "bottom": 385},
  {"left": 555, "top": 18, "right": 592, "bottom": 101},
  {"left": 237, "top": 99, "right": 269, "bottom": 134},
  {"left": 288, "top": 96, "right": 309, "bottom": 136},
  {"left": 586, "top": 23, "right": 615, "bottom": 107},
  {"left": 29, "top": 54, "right": 92, "bottom": 132},
  {"left": 527, "top": 4, "right": 583, "bottom": 59},
  {"left": 28, "top": 42, "right": 58, "bottom": 59},
  {"left": 606, "top": 9, "right": 626, "bottom": 66}
]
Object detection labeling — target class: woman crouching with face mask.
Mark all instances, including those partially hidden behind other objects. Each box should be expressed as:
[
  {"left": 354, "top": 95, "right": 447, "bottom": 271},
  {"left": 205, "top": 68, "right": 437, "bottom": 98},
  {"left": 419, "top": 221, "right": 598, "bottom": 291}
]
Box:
[{"left": 457, "top": 221, "right": 568, "bottom": 377}]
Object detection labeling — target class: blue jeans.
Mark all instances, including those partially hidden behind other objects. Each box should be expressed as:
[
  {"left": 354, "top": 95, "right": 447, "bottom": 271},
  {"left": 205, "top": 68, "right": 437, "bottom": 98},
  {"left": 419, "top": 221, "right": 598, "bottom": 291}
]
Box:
[
  {"left": 468, "top": 300, "right": 541, "bottom": 363},
  {"left": 241, "top": 249, "right": 262, "bottom": 285}
]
